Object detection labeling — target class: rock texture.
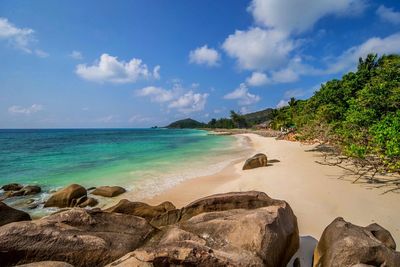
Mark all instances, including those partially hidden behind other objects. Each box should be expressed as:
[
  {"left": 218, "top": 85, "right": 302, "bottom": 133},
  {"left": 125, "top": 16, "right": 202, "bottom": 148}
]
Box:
[
  {"left": 91, "top": 186, "right": 126, "bottom": 197},
  {"left": 313, "top": 217, "right": 400, "bottom": 267},
  {"left": 44, "top": 184, "right": 87, "bottom": 208},
  {"left": 106, "top": 199, "right": 175, "bottom": 220},
  {"left": 242, "top": 153, "right": 268, "bottom": 170},
  {"left": 108, "top": 191, "right": 299, "bottom": 267},
  {"left": 0, "top": 208, "right": 156, "bottom": 267},
  {"left": 16, "top": 261, "right": 74, "bottom": 267},
  {"left": 0, "top": 202, "right": 31, "bottom": 226}
]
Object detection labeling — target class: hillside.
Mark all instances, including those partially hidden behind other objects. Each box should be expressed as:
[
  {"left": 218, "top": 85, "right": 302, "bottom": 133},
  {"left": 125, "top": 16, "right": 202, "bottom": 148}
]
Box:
[
  {"left": 166, "top": 118, "right": 206, "bottom": 129},
  {"left": 243, "top": 108, "right": 275, "bottom": 125}
]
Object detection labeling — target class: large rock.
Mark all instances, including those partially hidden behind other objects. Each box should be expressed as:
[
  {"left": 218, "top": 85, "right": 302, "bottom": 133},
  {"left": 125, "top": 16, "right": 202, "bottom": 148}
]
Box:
[
  {"left": 313, "top": 217, "right": 400, "bottom": 267},
  {"left": 0, "top": 202, "right": 31, "bottom": 226},
  {"left": 91, "top": 186, "right": 126, "bottom": 197},
  {"left": 44, "top": 184, "right": 86, "bottom": 208},
  {"left": 1, "top": 183, "right": 23, "bottom": 191},
  {"left": 150, "top": 190, "right": 281, "bottom": 227},
  {"left": 108, "top": 191, "right": 299, "bottom": 267},
  {"left": 106, "top": 199, "right": 175, "bottom": 220},
  {"left": 0, "top": 208, "right": 156, "bottom": 267},
  {"left": 242, "top": 153, "right": 268, "bottom": 170}
]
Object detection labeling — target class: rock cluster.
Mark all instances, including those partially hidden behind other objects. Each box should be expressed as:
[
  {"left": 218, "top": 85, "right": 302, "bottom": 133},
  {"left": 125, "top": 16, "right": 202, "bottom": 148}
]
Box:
[{"left": 0, "top": 190, "right": 399, "bottom": 267}]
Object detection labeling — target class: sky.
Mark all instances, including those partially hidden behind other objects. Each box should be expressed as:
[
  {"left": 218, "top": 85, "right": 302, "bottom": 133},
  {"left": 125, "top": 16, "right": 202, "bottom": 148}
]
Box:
[{"left": 0, "top": 0, "right": 399, "bottom": 128}]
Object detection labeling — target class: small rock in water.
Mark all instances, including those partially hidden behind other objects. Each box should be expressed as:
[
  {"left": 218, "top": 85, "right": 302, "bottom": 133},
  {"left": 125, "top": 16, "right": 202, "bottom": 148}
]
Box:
[
  {"left": 44, "top": 184, "right": 87, "bottom": 208},
  {"left": 1, "top": 183, "right": 24, "bottom": 191}
]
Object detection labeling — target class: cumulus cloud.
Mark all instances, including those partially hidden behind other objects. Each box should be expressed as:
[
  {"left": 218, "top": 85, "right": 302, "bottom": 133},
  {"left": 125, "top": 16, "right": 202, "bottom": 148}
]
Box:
[
  {"left": 189, "top": 45, "right": 220, "bottom": 66},
  {"left": 248, "top": 0, "right": 366, "bottom": 34},
  {"left": 224, "top": 83, "right": 260, "bottom": 105},
  {"left": 0, "top": 17, "right": 35, "bottom": 53},
  {"left": 168, "top": 91, "right": 209, "bottom": 114},
  {"left": 70, "top": 50, "right": 83, "bottom": 60},
  {"left": 8, "top": 104, "right": 43, "bottom": 115},
  {"left": 136, "top": 86, "right": 175, "bottom": 103},
  {"left": 76, "top": 53, "right": 160, "bottom": 83},
  {"left": 222, "top": 27, "right": 295, "bottom": 71},
  {"left": 326, "top": 32, "right": 400, "bottom": 74},
  {"left": 34, "top": 49, "right": 49, "bottom": 58},
  {"left": 246, "top": 72, "right": 269, "bottom": 86},
  {"left": 376, "top": 5, "right": 400, "bottom": 25}
]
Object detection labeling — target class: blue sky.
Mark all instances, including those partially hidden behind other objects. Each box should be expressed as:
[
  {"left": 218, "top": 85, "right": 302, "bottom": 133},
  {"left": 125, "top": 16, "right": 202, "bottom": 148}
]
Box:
[{"left": 0, "top": 0, "right": 399, "bottom": 128}]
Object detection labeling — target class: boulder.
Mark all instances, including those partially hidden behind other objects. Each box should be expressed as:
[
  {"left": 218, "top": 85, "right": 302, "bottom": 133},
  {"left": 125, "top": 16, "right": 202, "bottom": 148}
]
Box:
[
  {"left": 0, "top": 202, "right": 31, "bottom": 226},
  {"left": 150, "top": 190, "right": 281, "bottom": 227},
  {"left": 109, "top": 191, "right": 299, "bottom": 267},
  {"left": 11, "top": 185, "right": 42, "bottom": 197},
  {"left": 16, "top": 261, "right": 74, "bottom": 267},
  {"left": 242, "top": 153, "right": 268, "bottom": 170},
  {"left": 92, "top": 186, "right": 126, "bottom": 197},
  {"left": 1, "top": 183, "right": 23, "bottom": 191},
  {"left": 0, "top": 208, "right": 156, "bottom": 267},
  {"left": 44, "top": 184, "right": 87, "bottom": 208},
  {"left": 313, "top": 217, "right": 400, "bottom": 267},
  {"left": 106, "top": 199, "right": 175, "bottom": 220}
]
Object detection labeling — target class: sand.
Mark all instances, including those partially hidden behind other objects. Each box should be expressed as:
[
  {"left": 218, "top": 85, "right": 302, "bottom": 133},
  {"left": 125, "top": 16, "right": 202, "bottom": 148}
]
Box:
[{"left": 142, "top": 133, "right": 400, "bottom": 247}]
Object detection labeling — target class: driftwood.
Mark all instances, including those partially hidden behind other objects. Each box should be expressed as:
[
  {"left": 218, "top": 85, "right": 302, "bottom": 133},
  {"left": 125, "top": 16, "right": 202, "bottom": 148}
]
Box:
[{"left": 311, "top": 144, "right": 400, "bottom": 194}]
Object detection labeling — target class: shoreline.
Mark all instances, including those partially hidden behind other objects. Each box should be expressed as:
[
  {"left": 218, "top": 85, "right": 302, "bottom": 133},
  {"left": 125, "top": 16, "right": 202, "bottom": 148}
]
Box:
[{"left": 136, "top": 133, "right": 400, "bottom": 245}]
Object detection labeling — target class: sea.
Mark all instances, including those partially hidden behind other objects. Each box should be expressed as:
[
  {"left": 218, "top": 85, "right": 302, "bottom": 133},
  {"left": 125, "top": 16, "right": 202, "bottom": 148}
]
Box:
[{"left": 0, "top": 128, "right": 250, "bottom": 215}]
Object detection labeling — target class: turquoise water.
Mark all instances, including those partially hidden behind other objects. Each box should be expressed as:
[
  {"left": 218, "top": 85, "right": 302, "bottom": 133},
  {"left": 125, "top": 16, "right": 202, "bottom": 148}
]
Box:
[{"left": 0, "top": 129, "right": 246, "bottom": 197}]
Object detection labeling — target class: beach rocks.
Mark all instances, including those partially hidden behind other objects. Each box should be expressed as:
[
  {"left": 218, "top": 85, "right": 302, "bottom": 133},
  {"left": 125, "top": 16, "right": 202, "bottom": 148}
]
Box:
[
  {"left": 0, "top": 208, "right": 156, "bottom": 267},
  {"left": 106, "top": 199, "right": 175, "bottom": 220},
  {"left": 92, "top": 186, "right": 126, "bottom": 197},
  {"left": 10, "top": 185, "right": 42, "bottom": 197},
  {"left": 78, "top": 197, "right": 98, "bottom": 208},
  {"left": 44, "top": 184, "right": 87, "bottom": 208},
  {"left": 313, "top": 217, "right": 400, "bottom": 267},
  {"left": 108, "top": 191, "right": 299, "bottom": 267},
  {"left": 0, "top": 202, "right": 31, "bottom": 226},
  {"left": 242, "top": 153, "right": 268, "bottom": 170},
  {"left": 1, "top": 183, "right": 23, "bottom": 191}
]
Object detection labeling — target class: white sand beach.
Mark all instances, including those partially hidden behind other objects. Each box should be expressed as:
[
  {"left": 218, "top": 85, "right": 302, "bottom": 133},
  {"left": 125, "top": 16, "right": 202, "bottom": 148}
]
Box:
[{"left": 141, "top": 133, "right": 400, "bottom": 246}]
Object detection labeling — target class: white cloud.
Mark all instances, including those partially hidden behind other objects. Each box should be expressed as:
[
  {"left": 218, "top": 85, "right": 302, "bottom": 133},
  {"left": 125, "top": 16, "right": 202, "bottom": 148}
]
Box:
[
  {"left": 284, "top": 89, "right": 306, "bottom": 99},
  {"left": 376, "top": 5, "right": 400, "bottom": 25},
  {"left": 95, "top": 115, "right": 116, "bottom": 123},
  {"left": 224, "top": 83, "right": 260, "bottom": 105},
  {"left": 222, "top": 27, "right": 295, "bottom": 71},
  {"left": 136, "top": 86, "right": 175, "bottom": 103},
  {"left": 168, "top": 91, "right": 209, "bottom": 114},
  {"left": 276, "top": 99, "right": 289, "bottom": 108},
  {"left": 270, "top": 68, "right": 299, "bottom": 83},
  {"left": 0, "top": 17, "right": 34, "bottom": 53},
  {"left": 326, "top": 32, "right": 400, "bottom": 74},
  {"left": 70, "top": 50, "right": 83, "bottom": 60},
  {"left": 189, "top": 45, "right": 220, "bottom": 67},
  {"left": 248, "top": 0, "right": 366, "bottom": 34},
  {"left": 246, "top": 72, "right": 269, "bottom": 86},
  {"left": 8, "top": 104, "right": 43, "bottom": 115},
  {"left": 34, "top": 49, "right": 49, "bottom": 58},
  {"left": 76, "top": 53, "right": 160, "bottom": 83}
]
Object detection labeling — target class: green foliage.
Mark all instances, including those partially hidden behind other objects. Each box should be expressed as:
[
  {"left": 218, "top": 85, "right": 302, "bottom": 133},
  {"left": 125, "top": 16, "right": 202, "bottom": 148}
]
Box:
[
  {"left": 166, "top": 118, "right": 206, "bottom": 128},
  {"left": 271, "top": 54, "right": 400, "bottom": 171}
]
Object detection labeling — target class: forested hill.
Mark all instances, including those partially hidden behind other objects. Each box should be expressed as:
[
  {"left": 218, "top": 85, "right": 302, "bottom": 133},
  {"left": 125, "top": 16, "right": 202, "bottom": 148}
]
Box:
[
  {"left": 166, "top": 118, "right": 206, "bottom": 129},
  {"left": 272, "top": 54, "right": 400, "bottom": 171}
]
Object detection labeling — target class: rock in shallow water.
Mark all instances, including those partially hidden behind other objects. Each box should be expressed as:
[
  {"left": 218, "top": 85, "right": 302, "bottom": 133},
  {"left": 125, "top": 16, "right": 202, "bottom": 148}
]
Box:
[
  {"left": 0, "top": 208, "right": 156, "bottom": 267},
  {"left": 0, "top": 202, "right": 31, "bottom": 226},
  {"left": 1, "top": 183, "right": 24, "bottom": 191},
  {"left": 242, "top": 153, "right": 268, "bottom": 170},
  {"left": 91, "top": 186, "right": 126, "bottom": 197},
  {"left": 313, "top": 217, "right": 400, "bottom": 267},
  {"left": 44, "top": 184, "right": 87, "bottom": 208}
]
